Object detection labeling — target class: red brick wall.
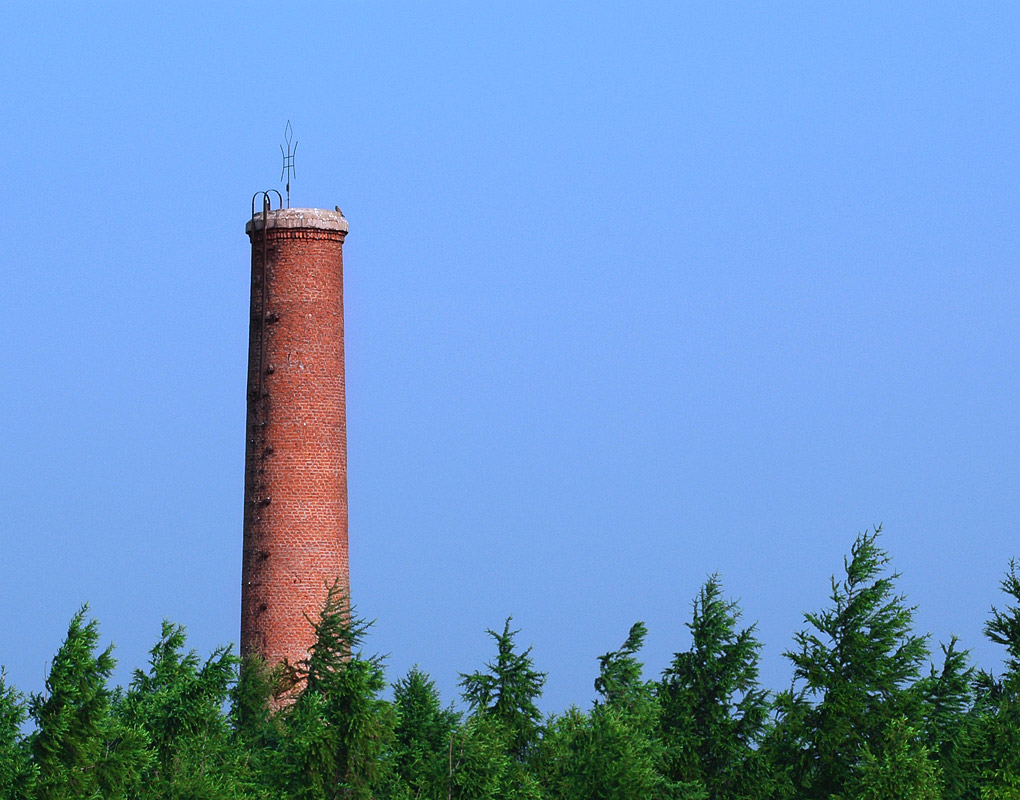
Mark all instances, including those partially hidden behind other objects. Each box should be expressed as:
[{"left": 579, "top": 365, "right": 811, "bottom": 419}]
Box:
[{"left": 241, "top": 211, "right": 349, "bottom": 670}]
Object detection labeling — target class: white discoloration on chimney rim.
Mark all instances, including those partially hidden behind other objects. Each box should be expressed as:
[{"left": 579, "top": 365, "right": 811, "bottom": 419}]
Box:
[{"left": 246, "top": 207, "right": 349, "bottom": 235}]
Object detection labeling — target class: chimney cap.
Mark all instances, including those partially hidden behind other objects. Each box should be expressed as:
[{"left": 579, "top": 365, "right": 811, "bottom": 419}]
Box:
[{"left": 246, "top": 207, "right": 348, "bottom": 235}]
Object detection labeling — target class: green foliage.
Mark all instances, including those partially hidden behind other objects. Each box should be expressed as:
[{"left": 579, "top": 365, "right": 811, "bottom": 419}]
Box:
[
  {"left": 537, "top": 623, "right": 680, "bottom": 800},
  {"left": 28, "top": 606, "right": 151, "bottom": 800},
  {"left": 121, "top": 621, "right": 260, "bottom": 800},
  {"left": 595, "top": 622, "right": 653, "bottom": 713},
  {"left": 658, "top": 574, "right": 769, "bottom": 800},
  {"left": 229, "top": 652, "right": 293, "bottom": 799},
  {"left": 986, "top": 561, "right": 1020, "bottom": 675},
  {"left": 274, "top": 580, "right": 394, "bottom": 800},
  {"left": 384, "top": 666, "right": 459, "bottom": 799},
  {"left": 231, "top": 652, "right": 284, "bottom": 741},
  {"left": 759, "top": 687, "right": 813, "bottom": 800},
  {"left": 539, "top": 705, "right": 681, "bottom": 800},
  {"left": 0, "top": 669, "right": 35, "bottom": 800},
  {"left": 916, "top": 638, "right": 979, "bottom": 800},
  {"left": 973, "top": 561, "right": 1020, "bottom": 799},
  {"left": 783, "top": 527, "right": 930, "bottom": 798},
  {"left": 841, "top": 716, "right": 943, "bottom": 800},
  {"left": 459, "top": 618, "right": 546, "bottom": 762},
  {"left": 10, "top": 533, "right": 1020, "bottom": 800},
  {"left": 445, "top": 715, "right": 542, "bottom": 800}
]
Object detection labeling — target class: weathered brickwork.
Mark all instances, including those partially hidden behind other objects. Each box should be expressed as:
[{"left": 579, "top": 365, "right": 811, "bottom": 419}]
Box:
[{"left": 241, "top": 208, "right": 350, "bottom": 670}]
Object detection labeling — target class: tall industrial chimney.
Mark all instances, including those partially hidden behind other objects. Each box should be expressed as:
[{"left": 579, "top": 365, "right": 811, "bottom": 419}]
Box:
[{"left": 241, "top": 204, "right": 350, "bottom": 670}]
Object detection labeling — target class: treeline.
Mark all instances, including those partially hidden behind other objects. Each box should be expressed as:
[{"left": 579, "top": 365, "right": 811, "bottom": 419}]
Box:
[{"left": 3, "top": 528, "right": 1020, "bottom": 800}]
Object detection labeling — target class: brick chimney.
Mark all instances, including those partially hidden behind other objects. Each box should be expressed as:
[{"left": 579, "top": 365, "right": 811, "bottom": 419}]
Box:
[{"left": 241, "top": 207, "right": 350, "bottom": 670}]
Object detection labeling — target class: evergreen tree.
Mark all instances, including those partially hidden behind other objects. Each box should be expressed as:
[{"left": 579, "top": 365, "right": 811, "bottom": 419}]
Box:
[
  {"left": 231, "top": 651, "right": 283, "bottom": 742},
  {"left": 759, "top": 686, "right": 813, "bottom": 800},
  {"left": 916, "top": 638, "right": 979, "bottom": 800},
  {"left": 783, "top": 528, "right": 929, "bottom": 798},
  {"left": 384, "top": 666, "right": 459, "bottom": 799},
  {"left": 539, "top": 705, "right": 683, "bottom": 800},
  {"left": 595, "top": 622, "right": 655, "bottom": 717},
  {"left": 459, "top": 618, "right": 546, "bottom": 763},
  {"left": 842, "top": 716, "right": 942, "bottom": 800},
  {"left": 986, "top": 562, "right": 1020, "bottom": 677},
  {"left": 28, "top": 606, "right": 151, "bottom": 800},
  {"left": 121, "top": 621, "right": 259, "bottom": 799},
  {"left": 0, "top": 669, "right": 35, "bottom": 800},
  {"left": 18, "top": 537, "right": 1020, "bottom": 799},
  {"left": 275, "top": 581, "right": 394, "bottom": 800},
  {"left": 973, "top": 560, "right": 1020, "bottom": 799},
  {"left": 658, "top": 575, "right": 769, "bottom": 800},
  {"left": 539, "top": 623, "right": 681, "bottom": 800},
  {"left": 443, "top": 714, "right": 541, "bottom": 800},
  {"left": 230, "top": 652, "right": 291, "bottom": 798}
]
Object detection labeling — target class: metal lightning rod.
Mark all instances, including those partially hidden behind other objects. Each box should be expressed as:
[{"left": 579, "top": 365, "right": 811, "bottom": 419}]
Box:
[{"left": 280, "top": 120, "right": 297, "bottom": 209}]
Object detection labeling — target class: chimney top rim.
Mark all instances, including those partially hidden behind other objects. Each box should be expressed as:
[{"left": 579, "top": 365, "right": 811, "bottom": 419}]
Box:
[{"left": 246, "top": 207, "right": 348, "bottom": 235}]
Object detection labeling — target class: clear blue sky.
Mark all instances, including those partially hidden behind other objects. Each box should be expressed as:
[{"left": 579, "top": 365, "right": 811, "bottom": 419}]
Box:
[{"left": 1, "top": 4, "right": 1018, "bottom": 714}]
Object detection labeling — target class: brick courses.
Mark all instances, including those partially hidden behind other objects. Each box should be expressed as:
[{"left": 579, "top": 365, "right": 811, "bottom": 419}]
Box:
[{"left": 241, "top": 208, "right": 350, "bottom": 670}]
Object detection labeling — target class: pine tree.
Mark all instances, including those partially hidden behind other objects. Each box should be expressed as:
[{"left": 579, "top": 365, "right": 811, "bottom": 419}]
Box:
[
  {"left": 973, "top": 560, "right": 1020, "bottom": 798},
  {"left": 0, "top": 669, "right": 35, "bottom": 800},
  {"left": 916, "top": 638, "right": 979, "bottom": 800},
  {"left": 658, "top": 575, "right": 769, "bottom": 800},
  {"left": 595, "top": 622, "right": 655, "bottom": 716},
  {"left": 28, "top": 606, "right": 151, "bottom": 800},
  {"left": 444, "top": 714, "right": 541, "bottom": 800},
  {"left": 121, "top": 621, "right": 258, "bottom": 799},
  {"left": 538, "top": 623, "right": 681, "bottom": 800},
  {"left": 385, "top": 666, "right": 459, "bottom": 799},
  {"left": 229, "top": 651, "right": 292, "bottom": 797},
  {"left": 842, "top": 716, "right": 942, "bottom": 800},
  {"left": 539, "top": 705, "right": 684, "bottom": 800},
  {"left": 459, "top": 618, "right": 546, "bottom": 764},
  {"left": 276, "top": 581, "right": 394, "bottom": 800},
  {"left": 759, "top": 686, "right": 813, "bottom": 800},
  {"left": 783, "top": 528, "right": 929, "bottom": 798},
  {"left": 986, "top": 562, "right": 1020, "bottom": 677}
]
